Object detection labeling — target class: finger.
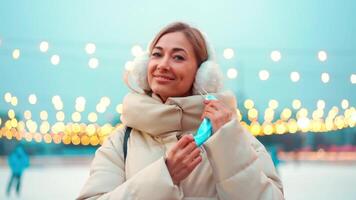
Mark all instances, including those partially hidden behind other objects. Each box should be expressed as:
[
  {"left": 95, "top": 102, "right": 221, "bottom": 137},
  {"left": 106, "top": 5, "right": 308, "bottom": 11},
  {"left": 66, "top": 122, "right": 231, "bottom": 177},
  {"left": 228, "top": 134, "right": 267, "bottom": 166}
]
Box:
[
  {"left": 173, "top": 147, "right": 201, "bottom": 174},
  {"left": 171, "top": 135, "right": 194, "bottom": 155},
  {"left": 173, "top": 155, "right": 202, "bottom": 182},
  {"left": 173, "top": 142, "right": 198, "bottom": 167}
]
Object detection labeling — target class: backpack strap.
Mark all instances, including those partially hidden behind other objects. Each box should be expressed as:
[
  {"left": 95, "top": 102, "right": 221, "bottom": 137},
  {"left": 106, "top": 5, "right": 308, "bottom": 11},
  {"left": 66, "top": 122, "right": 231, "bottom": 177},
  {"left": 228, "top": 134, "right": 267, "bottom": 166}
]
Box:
[{"left": 123, "top": 126, "right": 132, "bottom": 163}]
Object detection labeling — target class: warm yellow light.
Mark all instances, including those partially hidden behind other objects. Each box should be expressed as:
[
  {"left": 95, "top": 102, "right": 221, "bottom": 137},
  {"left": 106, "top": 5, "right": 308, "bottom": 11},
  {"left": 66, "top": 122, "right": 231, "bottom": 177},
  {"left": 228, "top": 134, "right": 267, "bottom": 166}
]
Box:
[
  {"left": 10, "top": 97, "right": 18, "bottom": 106},
  {"left": 290, "top": 71, "right": 300, "bottom": 82},
  {"left": 28, "top": 94, "right": 37, "bottom": 104},
  {"left": 100, "top": 96, "right": 111, "bottom": 107},
  {"left": 100, "top": 124, "right": 113, "bottom": 136},
  {"left": 56, "top": 111, "right": 65, "bottom": 121},
  {"left": 321, "top": 72, "right": 330, "bottom": 83},
  {"left": 297, "top": 117, "right": 310, "bottom": 129},
  {"left": 276, "top": 122, "right": 287, "bottom": 134},
  {"left": 227, "top": 68, "right": 238, "bottom": 79},
  {"left": 334, "top": 116, "right": 345, "bottom": 129},
  {"left": 317, "top": 100, "right": 325, "bottom": 110},
  {"left": 81, "top": 135, "right": 90, "bottom": 145},
  {"left": 40, "top": 110, "right": 48, "bottom": 121},
  {"left": 312, "top": 109, "right": 324, "bottom": 119},
  {"left": 287, "top": 119, "right": 298, "bottom": 133},
  {"left": 8, "top": 109, "right": 15, "bottom": 119},
  {"left": 40, "top": 121, "right": 50, "bottom": 133},
  {"left": 269, "top": 99, "right": 279, "bottom": 109},
  {"left": 86, "top": 124, "right": 96, "bottom": 136},
  {"left": 39, "top": 41, "right": 49, "bottom": 52},
  {"left": 72, "top": 135, "right": 81, "bottom": 145},
  {"left": 25, "top": 133, "right": 33, "bottom": 142},
  {"left": 33, "top": 133, "right": 42, "bottom": 142},
  {"left": 248, "top": 108, "right": 258, "bottom": 120},
  {"left": 88, "top": 57, "right": 99, "bottom": 69},
  {"left": 85, "top": 43, "right": 96, "bottom": 55},
  {"left": 12, "top": 49, "right": 20, "bottom": 59},
  {"left": 223, "top": 48, "right": 234, "bottom": 59},
  {"left": 75, "top": 104, "right": 85, "bottom": 112},
  {"left": 292, "top": 99, "right": 301, "bottom": 110},
  {"left": 281, "top": 108, "right": 292, "bottom": 121},
  {"left": 27, "top": 120, "right": 38, "bottom": 133},
  {"left": 52, "top": 122, "right": 65, "bottom": 134},
  {"left": 88, "top": 112, "right": 98, "bottom": 123},
  {"left": 52, "top": 134, "right": 62, "bottom": 144},
  {"left": 17, "top": 121, "right": 25, "bottom": 132},
  {"left": 297, "top": 108, "right": 308, "bottom": 119},
  {"left": 341, "top": 99, "right": 349, "bottom": 109},
  {"left": 244, "top": 99, "right": 254, "bottom": 109},
  {"left": 250, "top": 122, "right": 261, "bottom": 136},
  {"left": 72, "top": 112, "right": 81, "bottom": 122},
  {"left": 351, "top": 74, "right": 356, "bottom": 84},
  {"left": 51, "top": 54, "right": 60, "bottom": 65},
  {"left": 72, "top": 123, "right": 81, "bottom": 133},
  {"left": 328, "top": 106, "right": 339, "bottom": 118},
  {"left": 270, "top": 50, "right": 281, "bottom": 62},
  {"left": 96, "top": 104, "right": 106, "bottom": 113},
  {"left": 24, "top": 110, "right": 32, "bottom": 120},
  {"left": 317, "top": 50, "right": 327, "bottom": 62},
  {"left": 44, "top": 134, "right": 52, "bottom": 143},
  {"left": 76, "top": 96, "right": 86, "bottom": 105},
  {"left": 62, "top": 135, "right": 71, "bottom": 145},
  {"left": 259, "top": 70, "right": 270, "bottom": 81},
  {"left": 264, "top": 108, "right": 274, "bottom": 122},
  {"left": 131, "top": 45, "right": 143, "bottom": 57},
  {"left": 52, "top": 95, "right": 61, "bottom": 104},
  {"left": 10, "top": 118, "right": 18, "bottom": 128},
  {"left": 262, "top": 123, "right": 274, "bottom": 135},
  {"left": 90, "top": 135, "right": 100, "bottom": 146},
  {"left": 4, "top": 92, "right": 12, "bottom": 103}
]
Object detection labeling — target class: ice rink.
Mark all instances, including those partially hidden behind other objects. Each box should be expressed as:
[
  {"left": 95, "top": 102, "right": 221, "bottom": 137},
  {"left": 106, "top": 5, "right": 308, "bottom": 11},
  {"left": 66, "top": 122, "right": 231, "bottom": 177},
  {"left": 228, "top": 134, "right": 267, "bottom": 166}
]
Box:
[{"left": 1, "top": 158, "right": 356, "bottom": 200}]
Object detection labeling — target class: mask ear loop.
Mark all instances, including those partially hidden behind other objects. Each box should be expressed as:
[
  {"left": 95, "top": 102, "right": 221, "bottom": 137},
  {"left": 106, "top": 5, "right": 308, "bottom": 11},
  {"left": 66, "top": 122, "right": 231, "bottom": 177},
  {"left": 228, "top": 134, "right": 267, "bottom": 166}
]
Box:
[{"left": 198, "top": 88, "right": 208, "bottom": 99}]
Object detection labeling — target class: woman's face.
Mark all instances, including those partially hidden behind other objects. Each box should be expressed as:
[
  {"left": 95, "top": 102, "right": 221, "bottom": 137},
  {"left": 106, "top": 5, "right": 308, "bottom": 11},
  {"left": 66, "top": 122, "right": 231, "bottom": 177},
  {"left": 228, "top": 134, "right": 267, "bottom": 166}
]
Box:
[{"left": 147, "top": 32, "right": 198, "bottom": 102}]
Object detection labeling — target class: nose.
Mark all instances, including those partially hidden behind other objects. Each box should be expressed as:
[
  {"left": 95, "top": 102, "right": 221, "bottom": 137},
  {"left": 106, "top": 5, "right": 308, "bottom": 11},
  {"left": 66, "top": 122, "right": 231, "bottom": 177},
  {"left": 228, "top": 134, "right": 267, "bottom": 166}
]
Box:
[{"left": 156, "top": 56, "right": 170, "bottom": 71}]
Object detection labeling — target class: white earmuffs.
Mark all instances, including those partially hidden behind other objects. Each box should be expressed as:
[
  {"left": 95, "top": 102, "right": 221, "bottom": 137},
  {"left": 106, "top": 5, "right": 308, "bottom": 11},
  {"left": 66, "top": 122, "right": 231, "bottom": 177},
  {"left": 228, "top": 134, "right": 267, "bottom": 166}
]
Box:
[{"left": 126, "top": 34, "right": 223, "bottom": 95}]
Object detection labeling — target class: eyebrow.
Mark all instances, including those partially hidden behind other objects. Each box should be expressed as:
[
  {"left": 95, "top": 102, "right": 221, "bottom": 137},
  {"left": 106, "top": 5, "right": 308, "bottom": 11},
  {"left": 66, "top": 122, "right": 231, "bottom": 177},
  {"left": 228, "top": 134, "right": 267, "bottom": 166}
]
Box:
[{"left": 154, "top": 46, "right": 187, "bottom": 54}]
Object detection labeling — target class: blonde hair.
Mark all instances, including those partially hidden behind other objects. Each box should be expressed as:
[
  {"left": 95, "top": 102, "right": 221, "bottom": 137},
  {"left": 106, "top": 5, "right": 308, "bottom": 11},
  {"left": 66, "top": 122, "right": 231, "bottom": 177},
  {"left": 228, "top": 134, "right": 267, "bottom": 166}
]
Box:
[{"left": 149, "top": 22, "right": 209, "bottom": 67}]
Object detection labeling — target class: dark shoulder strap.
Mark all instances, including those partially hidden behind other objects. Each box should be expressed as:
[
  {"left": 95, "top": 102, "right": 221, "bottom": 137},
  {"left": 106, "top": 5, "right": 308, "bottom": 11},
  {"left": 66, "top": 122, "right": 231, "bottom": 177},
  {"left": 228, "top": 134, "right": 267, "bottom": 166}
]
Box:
[{"left": 123, "top": 126, "right": 132, "bottom": 162}]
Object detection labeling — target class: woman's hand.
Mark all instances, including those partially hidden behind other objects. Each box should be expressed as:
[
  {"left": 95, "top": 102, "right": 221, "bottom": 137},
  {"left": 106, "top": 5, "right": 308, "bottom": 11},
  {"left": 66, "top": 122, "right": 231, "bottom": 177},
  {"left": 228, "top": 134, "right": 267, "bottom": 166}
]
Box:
[
  {"left": 166, "top": 135, "right": 202, "bottom": 185},
  {"left": 201, "top": 100, "right": 234, "bottom": 133}
]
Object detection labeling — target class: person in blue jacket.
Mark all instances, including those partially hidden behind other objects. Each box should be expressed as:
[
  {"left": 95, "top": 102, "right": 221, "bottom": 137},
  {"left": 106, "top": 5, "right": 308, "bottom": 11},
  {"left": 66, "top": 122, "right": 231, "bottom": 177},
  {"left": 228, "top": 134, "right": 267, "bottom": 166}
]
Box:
[{"left": 6, "top": 144, "right": 29, "bottom": 196}]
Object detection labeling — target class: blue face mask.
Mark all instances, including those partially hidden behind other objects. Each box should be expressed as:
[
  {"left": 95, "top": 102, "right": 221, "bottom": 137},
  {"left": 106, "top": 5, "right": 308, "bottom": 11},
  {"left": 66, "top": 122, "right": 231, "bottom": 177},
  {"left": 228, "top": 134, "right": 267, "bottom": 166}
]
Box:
[{"left": 194, "top": 94, "right": 217, "bottom": 146}]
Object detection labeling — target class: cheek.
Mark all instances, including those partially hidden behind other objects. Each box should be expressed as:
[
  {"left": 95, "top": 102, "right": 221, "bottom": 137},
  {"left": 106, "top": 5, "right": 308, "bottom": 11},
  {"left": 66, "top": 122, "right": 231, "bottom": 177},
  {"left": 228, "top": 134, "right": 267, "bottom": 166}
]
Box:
[{"left": 147, "top": 61, "right": 155, "bottom": 84}]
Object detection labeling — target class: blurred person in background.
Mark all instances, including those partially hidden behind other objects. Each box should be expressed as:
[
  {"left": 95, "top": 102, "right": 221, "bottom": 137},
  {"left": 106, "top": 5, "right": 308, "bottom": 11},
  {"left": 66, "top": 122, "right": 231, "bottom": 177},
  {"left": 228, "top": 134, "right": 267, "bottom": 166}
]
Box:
[{"left": 6, "top": 143, "right": 29, "bottom": 197}]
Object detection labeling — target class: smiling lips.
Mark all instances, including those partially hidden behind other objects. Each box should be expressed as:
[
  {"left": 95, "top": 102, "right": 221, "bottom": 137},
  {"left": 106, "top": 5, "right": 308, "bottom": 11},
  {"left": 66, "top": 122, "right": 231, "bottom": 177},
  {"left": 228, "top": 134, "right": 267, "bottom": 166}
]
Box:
[{"left": 153, "top": 74, "right": 175, "bottom": 83}]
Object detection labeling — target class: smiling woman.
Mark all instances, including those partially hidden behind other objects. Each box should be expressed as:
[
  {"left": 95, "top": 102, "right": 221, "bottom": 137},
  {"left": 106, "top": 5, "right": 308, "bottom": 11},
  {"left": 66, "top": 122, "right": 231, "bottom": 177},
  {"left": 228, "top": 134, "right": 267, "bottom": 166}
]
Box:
[
  {"left": 77, "top": 22, "right": 284, "bottom": 200},
  {"left": 148, "top": 31, "right": 200, "bottom": 102}
]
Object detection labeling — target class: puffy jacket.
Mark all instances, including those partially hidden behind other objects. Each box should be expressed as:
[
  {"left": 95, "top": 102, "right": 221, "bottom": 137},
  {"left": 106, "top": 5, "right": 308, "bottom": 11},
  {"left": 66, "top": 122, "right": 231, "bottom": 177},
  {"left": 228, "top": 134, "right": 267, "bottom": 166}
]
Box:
[{"left": 77, "top": 92, "right": 284, "bottom": 200}]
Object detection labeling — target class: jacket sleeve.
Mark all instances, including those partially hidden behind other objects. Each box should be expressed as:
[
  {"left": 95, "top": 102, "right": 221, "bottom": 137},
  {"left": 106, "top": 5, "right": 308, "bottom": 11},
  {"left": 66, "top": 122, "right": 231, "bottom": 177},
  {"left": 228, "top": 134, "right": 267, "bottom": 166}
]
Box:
[
  {"left": 77, "top": 128, "right": 183, "bottom": 200},
  {"left": 204, "top": 119, "right": 284, "bottom": 200}
]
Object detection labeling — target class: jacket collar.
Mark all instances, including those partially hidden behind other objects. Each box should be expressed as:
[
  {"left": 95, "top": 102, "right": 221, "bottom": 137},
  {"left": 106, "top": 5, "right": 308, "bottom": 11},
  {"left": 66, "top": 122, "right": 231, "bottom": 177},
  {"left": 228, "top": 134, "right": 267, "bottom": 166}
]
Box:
[{"left": 121, "top": 92, "right": 236, "bottom": 137}]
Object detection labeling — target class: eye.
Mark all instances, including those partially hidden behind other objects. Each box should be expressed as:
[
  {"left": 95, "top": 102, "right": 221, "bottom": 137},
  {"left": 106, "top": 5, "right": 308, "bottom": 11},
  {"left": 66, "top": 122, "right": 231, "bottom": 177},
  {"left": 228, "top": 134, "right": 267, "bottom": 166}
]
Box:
[
  {"left": 173, "top": 55, "right": 185, "bottom": 61},
  {"left": 151, "top": 52, "right": 162, "bottom": 57}
]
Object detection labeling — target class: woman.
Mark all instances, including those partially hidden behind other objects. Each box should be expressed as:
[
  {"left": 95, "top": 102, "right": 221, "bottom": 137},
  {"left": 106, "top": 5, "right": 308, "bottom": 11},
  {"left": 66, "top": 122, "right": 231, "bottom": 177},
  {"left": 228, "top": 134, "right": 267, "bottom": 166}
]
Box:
[{"left": 78, "top": 22, "right": 284, "bottom": 200}]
